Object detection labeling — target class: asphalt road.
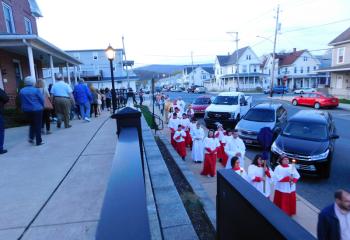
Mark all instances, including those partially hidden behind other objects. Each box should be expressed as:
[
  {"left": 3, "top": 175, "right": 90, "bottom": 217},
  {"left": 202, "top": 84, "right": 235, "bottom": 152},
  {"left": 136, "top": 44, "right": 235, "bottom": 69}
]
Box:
[{"left": 164, "top": 91, "right": 350, "bottom": 209}]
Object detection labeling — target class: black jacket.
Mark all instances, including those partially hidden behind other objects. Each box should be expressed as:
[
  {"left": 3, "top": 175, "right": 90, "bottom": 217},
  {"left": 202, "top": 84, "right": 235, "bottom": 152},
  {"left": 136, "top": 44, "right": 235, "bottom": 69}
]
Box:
[
  {"left": 0, "top": 88, "right": 9, "bottom": 114},
  {"left": 317, "top": 204, "right": 340, "bottom": 240}
]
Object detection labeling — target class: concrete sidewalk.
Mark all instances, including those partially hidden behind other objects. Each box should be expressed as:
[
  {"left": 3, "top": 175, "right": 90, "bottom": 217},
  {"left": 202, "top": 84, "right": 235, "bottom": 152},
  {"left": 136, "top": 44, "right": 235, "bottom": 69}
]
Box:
[{"left": 0, "top": 112, "right": 116, "bottom": 240}]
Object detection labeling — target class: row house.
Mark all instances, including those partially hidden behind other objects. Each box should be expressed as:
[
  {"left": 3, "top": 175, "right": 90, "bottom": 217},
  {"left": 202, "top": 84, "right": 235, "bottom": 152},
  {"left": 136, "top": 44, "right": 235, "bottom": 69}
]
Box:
[
  {"left": 44, "top": 49, "right": 139, "bottom": 91},
  {"left": 182, "top": 66, "right": 214, "bottom": 87},
  {"left": 0, "top": 0, "right": 80, "bottom": 107},
  {"left": 213, "top": 46, "right": 264, "bottom": 91},
  {"left": 318, "top": 26, "right": 350, "bottom": 99},
  {"left": 262, "top": 49, "right": 323, "bottom": 90}
]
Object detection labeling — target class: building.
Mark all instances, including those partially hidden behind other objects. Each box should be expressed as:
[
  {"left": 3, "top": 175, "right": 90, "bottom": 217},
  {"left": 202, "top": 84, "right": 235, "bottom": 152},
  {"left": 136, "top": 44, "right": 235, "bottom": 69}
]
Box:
[
  {"left": 262, "top": 49, "right": 322, "bottom": 90},
  {"left": 0, "top": 0, "right": 81, "bottom": 107},
  {"left": 213, "top": 46, "right": 264, "bottom": 91},
  {"left": 182, "top": 66, "right": 214, "bottom": 87},
  {"left": 62, "top": 49, "right": 138, "bottom": 90},
  {"left": 318, "top": 27, "right": 350, "bottom": 99}
]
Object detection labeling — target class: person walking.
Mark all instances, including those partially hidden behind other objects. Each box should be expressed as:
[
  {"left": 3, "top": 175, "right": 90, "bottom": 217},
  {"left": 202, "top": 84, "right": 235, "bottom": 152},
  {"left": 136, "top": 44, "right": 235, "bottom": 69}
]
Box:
[
  {"left": 89, "top": 84, "right": 98, "bottom": 117},
  {"left": 100, "top": 89, "right": 106, "bottom": 111},
  {"left": 105, "top": 88, "right": 112, "bottom": 111},
  {"left": 139, "top": 88, "right": 144, "bottom": 105},
  {"left": 168, "top": 112, "right": 180, "bottom": 148},
  {"left": 164, "top": 98, "right": 173, "bottom": 124},
  {"left": 317, "top": 189, "right": 350, "bottom": 240},
  {"left": 273, "top": 155, "right": 300, "bottom": 216},
  {"left": 73, "top": 79, "right": 92, "bottom": 122},
  {"left": 0, "top": 87, "right": 9, "bottom": 154},
  {"left": 96, "top": 90, "right": 102, "bottom": 115},
  {"left": 50, "top": 73, "right": 75, "bottom": 128},
  {"left": 231, "top": 156, "right": 248, "bottom": 180},
  {"left": 191, "top": 122, "right": 205, "bottom": 163},
  {"left": 173, "top": 124, "right": 187, "bottom": 160},
  {"left": 35, "top": 79, "right": 53, "bottom": 134},
  {"left": 19, "top": 76, "right": 44, "bottom": 146},
  {"left": 201, "top": 130, "right": 219, "bottom": 177}
]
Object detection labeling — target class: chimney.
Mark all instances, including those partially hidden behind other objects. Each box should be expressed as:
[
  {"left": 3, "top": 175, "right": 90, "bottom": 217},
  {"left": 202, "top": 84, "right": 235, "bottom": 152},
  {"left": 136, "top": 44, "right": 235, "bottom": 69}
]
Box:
[{"left": 293, "top": 48, "right": 296, "bottom": 53}]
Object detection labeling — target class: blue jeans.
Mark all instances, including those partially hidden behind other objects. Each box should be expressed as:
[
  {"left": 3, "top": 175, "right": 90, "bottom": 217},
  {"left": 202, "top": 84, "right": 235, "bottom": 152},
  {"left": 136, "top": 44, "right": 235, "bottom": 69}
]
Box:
[
  {"left": 26, "top": 111, "right": 43, "bottom": 145},
  {"left": 0, "top": 114, "right": 4, "bottom": 150},
  {"left": 79, "top": 102, "right": 90, "bottom": 119}
]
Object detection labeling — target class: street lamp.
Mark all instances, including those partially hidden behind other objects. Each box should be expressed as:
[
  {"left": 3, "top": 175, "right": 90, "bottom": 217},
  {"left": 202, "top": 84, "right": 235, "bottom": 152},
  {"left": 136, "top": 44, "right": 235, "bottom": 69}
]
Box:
[
  {"left": 105, "top": 44, "right": 117, "bottom": 113},
  {"left": 256, "top": 35, "right": 276, "bottom": 97}
]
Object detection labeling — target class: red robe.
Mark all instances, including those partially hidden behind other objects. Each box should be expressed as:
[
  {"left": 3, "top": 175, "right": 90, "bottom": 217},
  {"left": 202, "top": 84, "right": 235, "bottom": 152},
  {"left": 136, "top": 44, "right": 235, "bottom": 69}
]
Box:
[
  {"left": 173, "top": 130, "right": 186, "bottom": 158},
  {"left": 201, "top": 137, "right": 218, "bottom": 177}
]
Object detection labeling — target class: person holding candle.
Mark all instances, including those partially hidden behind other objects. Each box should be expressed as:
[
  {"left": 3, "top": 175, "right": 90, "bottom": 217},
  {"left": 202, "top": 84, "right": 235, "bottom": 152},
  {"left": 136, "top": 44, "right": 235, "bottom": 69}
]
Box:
[
  {"left": 231, "top": 156, "right": 248, "bottom": 180},
  {"left": 173, "top": 124, "right": 187, "bottom": 160},
  {"left": 201, "top": 130, "right": 219, "bottom": 177},
  {"left": 248, "top": 154, "right": 273, "bottom": 198},
  {"left": 273, "top": 155, "right": 300, "bottom": 216}
]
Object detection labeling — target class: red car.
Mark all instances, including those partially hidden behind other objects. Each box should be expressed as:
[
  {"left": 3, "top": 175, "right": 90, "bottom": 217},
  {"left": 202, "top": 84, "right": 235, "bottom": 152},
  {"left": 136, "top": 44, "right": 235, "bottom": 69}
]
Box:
[
  {"left": 191, "top": 95, "right": 212, "bottom": 116},
  {"left": 292, "top": 92, "right": 339, "bottom": 109}
]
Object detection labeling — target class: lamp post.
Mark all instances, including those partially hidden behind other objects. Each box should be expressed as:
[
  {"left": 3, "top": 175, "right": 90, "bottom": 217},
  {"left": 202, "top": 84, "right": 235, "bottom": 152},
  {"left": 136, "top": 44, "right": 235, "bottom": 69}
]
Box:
[{"left": 105, "top": 44, "right": 117, "bottom": 113}]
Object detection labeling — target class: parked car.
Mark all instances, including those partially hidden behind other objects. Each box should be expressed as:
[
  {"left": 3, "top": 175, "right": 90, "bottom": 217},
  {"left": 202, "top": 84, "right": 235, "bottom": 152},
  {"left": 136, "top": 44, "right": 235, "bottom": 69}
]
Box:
[
  {"left": 204, "top": 92, "right": 252, "bottom": 129},
  {"left": 271, "top": 110, "right": 339, "bottom": 178},
  {"left": 264, "top": 86, "right": 289, "bottom": 94},
  {"left": 187, "top": 85, "right": 201, "bottom": 93},
  {"left": 291, "top": 92, "right": 339, "bottom": 109},
  {"left": 192, "top": 95, "right": 212, "bottom": 116},
  {"left": 194, "top": 87, "right": 206, "bottom": 94},
  {"left": 294, "top": 88, "right": 316, "bottom": 94},
  {"left": 235, "top": 103, "right": 287, "bottom": 146}
]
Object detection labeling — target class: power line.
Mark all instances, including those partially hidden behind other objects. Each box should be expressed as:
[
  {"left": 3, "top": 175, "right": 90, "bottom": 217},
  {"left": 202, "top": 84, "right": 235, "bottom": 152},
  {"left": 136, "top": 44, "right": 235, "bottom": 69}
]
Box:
[{"left": 282, "top": 18, "right": 350, "bottom": 34}]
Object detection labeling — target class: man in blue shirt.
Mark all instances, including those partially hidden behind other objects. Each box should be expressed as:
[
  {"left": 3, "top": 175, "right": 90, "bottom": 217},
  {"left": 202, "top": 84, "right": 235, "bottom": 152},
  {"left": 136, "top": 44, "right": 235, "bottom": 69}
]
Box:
[
  {"left": 19, "top": 76, "right": 44, "bottom": 146},
  {"left": 73, "top": 79, "right": 92, "bottom": 121}
]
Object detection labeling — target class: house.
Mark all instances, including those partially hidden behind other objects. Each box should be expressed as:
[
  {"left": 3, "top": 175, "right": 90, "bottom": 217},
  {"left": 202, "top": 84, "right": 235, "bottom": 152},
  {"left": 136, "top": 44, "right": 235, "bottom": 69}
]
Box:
[
  {"left": 213, "top": 46, "right": 264, "bottom": 91},
  {"left": 60, "top": 49, "right": 138, "bottom": 90},
  {"left": 0, "top": 0, "right": 81, "bottom": 107},
  {"left": 182, "top": 65, "right": 214, "bottom": 87},
  {"left": 262, "top": 48, "right": 322, "bottom": 90},
  {"left": 318, "top": 27, "right": 350, "bottom": 99}
]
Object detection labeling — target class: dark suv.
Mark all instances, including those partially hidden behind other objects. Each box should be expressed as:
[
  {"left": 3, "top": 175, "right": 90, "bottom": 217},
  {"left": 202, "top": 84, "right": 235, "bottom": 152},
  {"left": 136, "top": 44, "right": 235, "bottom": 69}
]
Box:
[
  {"left": 235, "top": 103, "right": 287, "bottom": 146},
  {"left": 271, "top": 110, "right": 339, "bottom": 178}
]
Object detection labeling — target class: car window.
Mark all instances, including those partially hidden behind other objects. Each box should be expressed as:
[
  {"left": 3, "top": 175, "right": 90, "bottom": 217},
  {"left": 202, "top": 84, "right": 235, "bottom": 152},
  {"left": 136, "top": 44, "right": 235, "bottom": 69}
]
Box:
[
  {"left": 212, "top": 96, "right": 238, "bottom": 105},
  {"left": 243, "top": 109, "right": 275, "bottom": 122},
  {"left": 282, "top": 121, "right": 328, "bottom": 141}
]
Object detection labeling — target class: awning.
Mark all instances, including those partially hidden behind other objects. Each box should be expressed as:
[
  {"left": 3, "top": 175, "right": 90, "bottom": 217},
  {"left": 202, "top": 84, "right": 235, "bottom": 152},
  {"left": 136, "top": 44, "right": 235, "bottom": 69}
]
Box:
[
  {"left": 317, "top": 63, "right": 350, "bottom": 73},
  {"left": 0, "top": 34, "right": 81, "bottom": 67}
]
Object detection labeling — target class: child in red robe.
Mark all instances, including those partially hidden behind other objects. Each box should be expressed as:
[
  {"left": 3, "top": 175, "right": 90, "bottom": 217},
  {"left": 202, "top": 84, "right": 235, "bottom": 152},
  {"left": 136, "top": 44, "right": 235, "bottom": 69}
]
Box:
[
  {"left": 173, "top": 124, "right": 187, "bottom": 160},
  {"left": 201, "top": 130, "right": 219, "bottom": 177}
]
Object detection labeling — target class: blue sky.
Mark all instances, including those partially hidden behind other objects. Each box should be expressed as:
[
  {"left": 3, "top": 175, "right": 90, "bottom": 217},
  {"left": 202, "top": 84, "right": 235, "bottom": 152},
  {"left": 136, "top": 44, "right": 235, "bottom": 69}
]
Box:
[{"left": 36, "top": 0, "right": 350, "bottom": 66}]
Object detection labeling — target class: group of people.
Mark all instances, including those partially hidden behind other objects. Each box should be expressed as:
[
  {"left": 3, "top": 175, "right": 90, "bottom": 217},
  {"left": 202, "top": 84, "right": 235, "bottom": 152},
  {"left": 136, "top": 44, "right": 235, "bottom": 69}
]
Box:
[
  {"left": 0, "top": 74, "right": 114, "bottom": 152},
  {"left": 168, "top": 105, "right": 300, "bottom": 216}
]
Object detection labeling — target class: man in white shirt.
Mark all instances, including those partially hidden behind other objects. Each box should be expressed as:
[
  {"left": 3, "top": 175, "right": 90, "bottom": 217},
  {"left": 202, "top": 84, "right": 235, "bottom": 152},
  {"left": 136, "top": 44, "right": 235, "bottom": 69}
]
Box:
[
  {"left": 318, "top": 189, "right": 350, "bottom": 240},
  {"left": 224, "top": 129, "right": 246, "bottom": 169}
]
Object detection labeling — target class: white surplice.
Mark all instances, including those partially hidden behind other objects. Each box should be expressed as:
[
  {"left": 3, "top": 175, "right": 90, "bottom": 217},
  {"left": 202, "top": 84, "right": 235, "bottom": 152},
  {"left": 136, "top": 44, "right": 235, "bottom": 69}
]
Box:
[{"left": 191, "top": 127, "right": 205, "bottom": 162}]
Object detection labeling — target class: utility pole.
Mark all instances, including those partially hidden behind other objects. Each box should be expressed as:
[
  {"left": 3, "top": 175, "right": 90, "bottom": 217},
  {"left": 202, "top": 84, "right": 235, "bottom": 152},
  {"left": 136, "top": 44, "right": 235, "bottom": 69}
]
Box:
[
  {"left": 191, "top": 51, "right": 194, "bottom": 86},
  {"left": 122, "top": 36, "right": 130, "bottom": 89},
  {"left": 227, "top": 32, "right": 239, "bottom": 91},
  {"left": 270, "top": 4, "right": 280, "bottom": 98}
]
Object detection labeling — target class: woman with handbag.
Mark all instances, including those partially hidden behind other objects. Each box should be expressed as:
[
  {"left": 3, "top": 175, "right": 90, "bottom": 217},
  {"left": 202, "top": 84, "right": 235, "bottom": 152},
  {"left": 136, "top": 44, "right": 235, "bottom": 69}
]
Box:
[{"left": 36, "top": 79, "right": 53, "bottom": 134}]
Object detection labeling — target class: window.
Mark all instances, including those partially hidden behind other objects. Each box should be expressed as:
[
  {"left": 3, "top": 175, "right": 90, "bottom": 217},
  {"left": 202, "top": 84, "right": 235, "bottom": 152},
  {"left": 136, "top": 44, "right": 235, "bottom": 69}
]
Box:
[
  {"left": 24, "top": 18, "right": 32, "bottom": 34},
  {"left": 300, "top": 67, "right": 303, "bottom": 73},
  {"left": 284, "top": 67, "right": 288, "bottom": 74},
  {"left": 246, "top": 55, "right": 251, "bottom": 60},
  {"left": 92, "top": 52, "right": 98, "bottom": 60},
  {"left": 2, "top": 3, "right": 15, "bottom": 33},
  {"left": 202, "top": 75, "right": 206, "bottom": 80},
  {"left": 313, "top": 66, "right": 317, "bottom": 70},
  {"left": 307, "top": 66, "right": 310, "bottom": 73},
  {"left": 304, "top": 56, "right": 308, "bottom": 61},
  {"left": 294, "top": 67, "right": 297, "bottom": 73},
  {"left": 242, "top": 65, "right": 247, "bottom": 73},
  {"left": 337, "top": 48, "right": 345, "bottom": 64}
]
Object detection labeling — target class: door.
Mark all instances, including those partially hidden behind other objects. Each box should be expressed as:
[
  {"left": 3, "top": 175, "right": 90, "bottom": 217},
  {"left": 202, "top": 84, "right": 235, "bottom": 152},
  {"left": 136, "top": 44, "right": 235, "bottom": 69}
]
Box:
[
  {"left": 305, "top": 93, "right": 317, "bottom": 106},
  {"left": 13, "top": 60, "right": 23, "bottom": 92}
]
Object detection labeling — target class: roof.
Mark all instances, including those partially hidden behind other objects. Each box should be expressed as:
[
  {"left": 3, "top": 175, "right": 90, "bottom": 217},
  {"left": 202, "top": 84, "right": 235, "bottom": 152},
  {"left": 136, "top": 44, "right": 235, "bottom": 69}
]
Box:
[
  {"left": 218, "top": 92, "right": 242, "bottom": 96},
  {"left": 289, "top": 110, "right": 329, "bottom": 124},
  {"left": 202, "top": 66, "right": 214, "bottom": 74},
  {"left": 184, "top": 66, "right": 214, "bottom": 75},
  {"left": 329, "top": 26, "right": 350, "bottom": 46},
  {"left": 317, "top": 63, "right": 350, "bottom": 73},
  {"left": 66, "top": 48, "right": 124, "bottom": 53},
  {"left": 0, "top": 34, "right": 81, "bottom": 66},
  {"left": 216, "top": 46, "right": 249, "bottom": 66},
  {"left": 275, "top": 50, "right": 306, "bottom": 66},
  {"left": 253, "top": 103, "right": 282, "bottom": 110},
  {"left": 28, "top": 0, "right": 43, "bottom": 17}
]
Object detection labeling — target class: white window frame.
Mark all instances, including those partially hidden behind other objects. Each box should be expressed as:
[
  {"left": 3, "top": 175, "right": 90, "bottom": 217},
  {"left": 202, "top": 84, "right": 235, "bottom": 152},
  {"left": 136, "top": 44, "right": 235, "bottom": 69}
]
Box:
[
  {"left": 2, "top": 3, "right": 16, "bottom": 33},
  {"left": 304, "top": 56, "right": 308, "bottom": 61},
  {"left": 24, "top": 17, "right": 32, "bottom": 34},
  {"left": 337, "top": 47, "right": 345, "bottom": 64}
]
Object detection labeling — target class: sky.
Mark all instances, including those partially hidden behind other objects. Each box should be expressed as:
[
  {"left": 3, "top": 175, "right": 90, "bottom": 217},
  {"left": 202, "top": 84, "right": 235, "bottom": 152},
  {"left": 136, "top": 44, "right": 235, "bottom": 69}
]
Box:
[{"left": 36, "top": 0, "right": 350, "bottom": 67}]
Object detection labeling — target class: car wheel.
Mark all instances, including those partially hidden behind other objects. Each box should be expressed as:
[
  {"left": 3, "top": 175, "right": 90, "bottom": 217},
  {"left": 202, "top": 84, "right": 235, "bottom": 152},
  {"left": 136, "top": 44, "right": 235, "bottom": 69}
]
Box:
[
  {"left": 314, "top": 102, "right": 321, "bottom": 109},
  {"left": 319, "top": 161, "right": 331, "bottom": 179},
  {"left": 292, "top": 99, "right": 298, "bottom": 106}
]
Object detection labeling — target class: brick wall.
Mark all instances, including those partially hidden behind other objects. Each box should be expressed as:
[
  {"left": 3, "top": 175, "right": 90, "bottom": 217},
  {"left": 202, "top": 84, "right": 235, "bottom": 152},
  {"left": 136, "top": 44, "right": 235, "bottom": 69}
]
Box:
[{"left": 0, "top": 0, "right": 38, "bottom": 35}]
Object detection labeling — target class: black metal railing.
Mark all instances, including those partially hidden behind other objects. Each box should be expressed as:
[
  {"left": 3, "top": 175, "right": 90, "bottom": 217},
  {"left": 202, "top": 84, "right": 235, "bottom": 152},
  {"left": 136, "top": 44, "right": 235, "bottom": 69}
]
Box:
[
  {"left": 152, "top": 112, "right": 164, "bottom": 132},
  {"left": 96, "top": 107, "right": 151, "bottom": 240},
  {"left": 217, "top": 169, "right": 316, "bottom": 240}
]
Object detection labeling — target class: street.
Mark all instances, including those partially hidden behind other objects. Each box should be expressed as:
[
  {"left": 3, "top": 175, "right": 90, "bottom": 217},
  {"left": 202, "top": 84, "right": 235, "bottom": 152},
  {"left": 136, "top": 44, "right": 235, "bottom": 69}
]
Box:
[{"left": 163, "top": 91, "right": 350, "bottom": 209}]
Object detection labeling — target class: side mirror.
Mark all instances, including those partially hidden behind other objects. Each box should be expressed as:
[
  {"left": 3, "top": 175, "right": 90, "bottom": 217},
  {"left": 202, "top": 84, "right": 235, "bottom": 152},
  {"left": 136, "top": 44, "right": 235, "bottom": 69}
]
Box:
[{"left": 330, "top": 134, "right": 339, "bottom": 139}]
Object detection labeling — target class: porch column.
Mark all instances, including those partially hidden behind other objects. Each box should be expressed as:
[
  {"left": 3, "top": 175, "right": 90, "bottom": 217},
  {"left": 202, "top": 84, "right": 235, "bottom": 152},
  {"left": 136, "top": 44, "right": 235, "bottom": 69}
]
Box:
[
  {"left": 66, "top": 62, "right": 71, "bottom": 85},
  {"left": 26, "top": 45, "right": 36, "bottom": 80},
  {"left": 50, "top": 55, "right": 55, "bottom": 83},
  {"left": 74, "top": 66, "right": 78, "bottom": 85}
]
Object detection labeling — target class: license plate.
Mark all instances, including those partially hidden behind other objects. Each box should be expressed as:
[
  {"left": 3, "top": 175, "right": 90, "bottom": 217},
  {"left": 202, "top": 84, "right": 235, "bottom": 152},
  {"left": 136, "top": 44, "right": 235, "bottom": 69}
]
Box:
[{"left": 244, "top": 139, "right": 253, "bottom": 144}]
